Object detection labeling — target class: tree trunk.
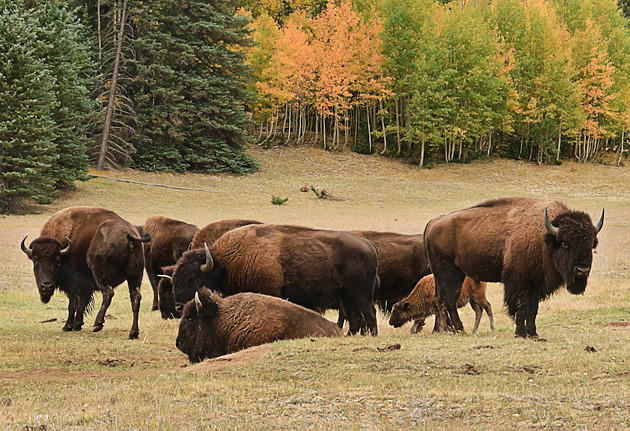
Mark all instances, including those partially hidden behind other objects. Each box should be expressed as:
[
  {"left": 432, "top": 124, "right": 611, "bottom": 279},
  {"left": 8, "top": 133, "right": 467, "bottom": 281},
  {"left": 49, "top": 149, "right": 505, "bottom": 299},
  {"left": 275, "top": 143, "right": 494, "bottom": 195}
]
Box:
[
  {"left": 556, "top": 125, "right": 561, "bottom": 161},
  {"left": 617, "top": 126, "right": 626, "bottom": 166},
  {"left": 420, "top": 137, "right": 425, "bottom": 167},
  {"left": 367, "top": 105, "right": 372, "bottom": 153},
  {"left": 395, "top": 99, "right": 401, "bottom": 156},
  {"left": 379, "top": 99, "right": 387, "bottom": 155},
  {"left": 97, "top": 0, "right": 128, "bottom": 170},
  {"left": 97, "top": 0, "right": 102, "bottom": 61}
]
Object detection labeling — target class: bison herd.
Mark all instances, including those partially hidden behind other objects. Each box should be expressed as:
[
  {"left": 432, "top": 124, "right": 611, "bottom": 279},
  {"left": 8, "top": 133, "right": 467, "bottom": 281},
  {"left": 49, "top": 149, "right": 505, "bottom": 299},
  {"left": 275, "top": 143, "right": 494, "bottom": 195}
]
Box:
[{"left": 21, "top": 197, "right": 604, "bottom": 363}]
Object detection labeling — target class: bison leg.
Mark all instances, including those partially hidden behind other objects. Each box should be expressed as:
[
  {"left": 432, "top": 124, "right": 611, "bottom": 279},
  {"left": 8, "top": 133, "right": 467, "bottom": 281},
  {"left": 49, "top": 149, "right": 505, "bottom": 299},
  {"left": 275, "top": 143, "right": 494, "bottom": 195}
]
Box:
[
  {"left": 470, "top": 300, "right": 483, "bottom": 334},
  {"left": 480, "top": 299, "right": 495, "bottom": 331},
  {"left": 127, "top": 278, "right": 142, "bottom": 339},
  {"left": 410, "top": 319, "right": 425, "bottom": 334},
  {"left": 526, "top": 300, "right": 539, "bottom": 338},
  {"left": 336, "top": 300, "right": 346, "bottom": 329},
  {"left": 146, "top": 266, "right": 159, "bottom": 311},
  {"left": 433, "top": 263, "right": 466, "bottom": 333},
  {"left": 93, "top": 285, "right": 114, "bottom": 332},
  {"left": 359, "top": 301, "right": 378, "bottom": 336},
  {"left": 62, "top": 296, "right": 77, "bottom": 332},
  {"left": 73, "top": 294, "right": 89, "bottom": 331}
]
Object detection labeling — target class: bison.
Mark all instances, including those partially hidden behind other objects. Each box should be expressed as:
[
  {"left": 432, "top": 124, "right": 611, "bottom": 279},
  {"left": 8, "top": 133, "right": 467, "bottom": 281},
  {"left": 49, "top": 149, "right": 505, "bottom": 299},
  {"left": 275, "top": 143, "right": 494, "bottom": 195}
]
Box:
[
  {"left": 156, "top": 218, "right": 261, "bottom": 318},
  {"left": 389, "top": 274, "right": 494, "bottom": 334},
  {"left": 171, "top": 224, "right": 380, "bottom": 335},
  {"left": 176, "top": 288, "right": 342, "bottom": 362},
  {"left": 190, "top": 219, "right": 262, "bottom": 249},
  {"left": 424, "top": 197, "right": 604, "bottom": 338},
  {"left": 140, "top": 216, "right": 199, "bottom": 311},
  {"left": 21, "top": 207, "right": 151, "bottom": 338}
]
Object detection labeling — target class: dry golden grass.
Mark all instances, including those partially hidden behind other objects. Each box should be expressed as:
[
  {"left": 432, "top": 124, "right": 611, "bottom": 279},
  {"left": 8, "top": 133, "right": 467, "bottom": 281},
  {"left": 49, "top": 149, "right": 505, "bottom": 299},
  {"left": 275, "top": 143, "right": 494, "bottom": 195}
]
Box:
[{"left": 1, "top": 146, "right": 629, "bottom": 430}]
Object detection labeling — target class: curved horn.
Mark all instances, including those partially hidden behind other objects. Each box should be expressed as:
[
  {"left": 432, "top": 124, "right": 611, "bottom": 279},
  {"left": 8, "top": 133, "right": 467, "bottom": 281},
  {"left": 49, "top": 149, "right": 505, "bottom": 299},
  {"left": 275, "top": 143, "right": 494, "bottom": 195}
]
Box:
[
  {"left": 194, "top": 290, "right": 203, "bottom": 314},
  {"left": 594, "top": 209, "right": 604, "bottom": 233},
  {"left": 544, "top": 208, "right": 559, "bottom": 237},
  {"left": 59, "top": 237, "right": 71, "bottom": 256},
  {"left": 20, "top": 236, "right": 33, "bottom": 258},
  {"left": 157, "top": 274, "right": 173, "bottom": 281},
  {"left": 200, "top": 243, "right": 214, "bottom": 273}
]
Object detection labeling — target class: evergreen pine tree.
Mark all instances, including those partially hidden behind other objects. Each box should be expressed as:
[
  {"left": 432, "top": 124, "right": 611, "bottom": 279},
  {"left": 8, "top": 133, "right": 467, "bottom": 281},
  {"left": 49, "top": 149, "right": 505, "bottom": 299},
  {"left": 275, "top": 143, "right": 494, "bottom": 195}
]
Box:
[
  {"left": 130, "top": 0, "right": 258, "bottom": 173},
  {"left": 0, "top": 0, "right": 58, "bottom": 213},
  {"left": 31, "top": 1, "right": 94, "bottom": 189}
]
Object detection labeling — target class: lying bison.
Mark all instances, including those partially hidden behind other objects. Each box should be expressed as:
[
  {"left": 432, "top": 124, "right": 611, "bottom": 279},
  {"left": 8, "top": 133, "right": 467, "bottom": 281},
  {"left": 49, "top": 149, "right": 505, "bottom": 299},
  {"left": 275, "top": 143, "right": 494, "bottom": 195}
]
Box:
[
  {"left": 389, "top": 274, "right": 494, "bottom": 334},
  {"left": 190, "top": 219, "right": 262, "bottom": 249},
  {"left": 140, "top": 216, "right": 198, "bottom": 310},
  {"left": 171, "top": 224, "right": 380, "bottom": 335},
  {"left": 176, "top": 288, "right": 341, "bottom": 362},
  {"left": 424, "top": 197, "right": 604, "bottom": 338},
  {"left": 156, "top": 219, "right": 261, "bottom": 318},
  {"left": 21, "top": 207, "right": 151, "bottom": 338}
]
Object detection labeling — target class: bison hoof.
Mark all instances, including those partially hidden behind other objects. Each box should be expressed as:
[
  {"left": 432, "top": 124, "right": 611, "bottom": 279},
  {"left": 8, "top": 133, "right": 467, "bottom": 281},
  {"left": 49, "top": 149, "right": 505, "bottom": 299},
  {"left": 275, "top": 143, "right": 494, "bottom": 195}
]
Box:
[
  {"left": 73, "top": 325, "right": 83, "bottom": 331},
  {"left": 62, "top": 325, "right": 73, "bottom": 332},
  {"left": 93, "top": 324, "right": 104, "bottom": 332},
  {"left": 515, "top": 331, "right": 528, "bottom": 338},
  {"left": 128, "top": 331, "right": 139, "bottom": 339},
  {"left": 151, "top": 305, "right": 159, "bottom": 311}
]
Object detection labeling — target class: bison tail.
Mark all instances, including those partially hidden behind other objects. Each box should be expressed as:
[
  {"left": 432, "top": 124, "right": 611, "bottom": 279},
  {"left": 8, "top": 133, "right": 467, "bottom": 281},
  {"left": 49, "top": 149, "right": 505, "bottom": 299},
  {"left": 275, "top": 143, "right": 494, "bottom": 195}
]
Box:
[
  {"left": 503, "top": 286, "right": 519, "bottom": 320},
  {"left": 128, "top": 233, "right": 152, "bottom": 243}
]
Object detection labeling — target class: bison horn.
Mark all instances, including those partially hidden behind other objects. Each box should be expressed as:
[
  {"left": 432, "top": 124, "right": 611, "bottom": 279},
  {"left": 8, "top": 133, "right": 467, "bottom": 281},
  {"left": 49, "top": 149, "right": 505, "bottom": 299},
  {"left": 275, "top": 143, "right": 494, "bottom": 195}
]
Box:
[
  {"left": 20, "top": 236, "right": 33, "bottom": 258},
  {"left": 544, "top": 208, "right": 559, "bottom": 237},
  {"left": 594, "top": 209, "right": 604, "bottom": 233},
  {"left": 59, "top": 237, "right": 71, "bottom": 256},
  {"left": 200, "top": 243, "right": 214, "bottom": 273},
  {"left": 157, "top": 274, "right": 173, "bottom": 281},
  {"left": 194, "top": 290, "right": 203, "bottom": 314}
]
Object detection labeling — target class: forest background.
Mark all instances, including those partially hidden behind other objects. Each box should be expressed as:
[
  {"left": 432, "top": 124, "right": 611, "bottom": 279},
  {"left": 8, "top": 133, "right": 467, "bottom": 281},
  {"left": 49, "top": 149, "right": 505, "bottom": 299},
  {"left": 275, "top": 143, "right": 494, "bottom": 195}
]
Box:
[{"left": 1, "top": 0, "right": 630, "bottom": 213}]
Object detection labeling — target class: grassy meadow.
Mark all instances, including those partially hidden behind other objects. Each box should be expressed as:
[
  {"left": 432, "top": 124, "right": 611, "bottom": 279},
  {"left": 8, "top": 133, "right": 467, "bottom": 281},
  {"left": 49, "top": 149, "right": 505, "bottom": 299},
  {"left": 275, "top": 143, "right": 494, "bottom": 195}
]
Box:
[{"left": 1, "top": 146, "right": 629, "bottom": 430}]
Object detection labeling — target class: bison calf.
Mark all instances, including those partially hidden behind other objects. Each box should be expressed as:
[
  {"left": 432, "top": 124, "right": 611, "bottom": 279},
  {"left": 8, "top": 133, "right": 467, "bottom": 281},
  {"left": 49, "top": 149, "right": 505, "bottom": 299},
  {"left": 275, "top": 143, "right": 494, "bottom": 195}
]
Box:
[
  {"left": 176, "top": 288, "right": 342, "bottom": 362},
  {"left": 389, "top": 274, "right": 495, "bottom": 334}
]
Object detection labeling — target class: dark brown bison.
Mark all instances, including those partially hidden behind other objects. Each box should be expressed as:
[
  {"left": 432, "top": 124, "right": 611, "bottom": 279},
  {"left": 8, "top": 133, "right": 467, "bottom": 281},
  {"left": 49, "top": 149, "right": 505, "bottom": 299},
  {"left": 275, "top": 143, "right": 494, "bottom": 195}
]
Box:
[
  {"left": 21, "top": 207, "right": 151, "bottom": 338},
  {"left": 140, "top": 216, "right": 198, "bottom": 310},
  {"left": 171, "top": 224, "right": 380, "bottom": 335},
  {"left": 176, "top": 288, "right": 342, "bottom": 362},
  {"left": 424, "top": 197, "right": 604, "bottom": 338},
  {"left": 156, "top": 219, "right": 261, "bottom": 318},
  {"left": 156, "top": 265, "right": 178, "bottom": 318},
  {"left": 355, "top": 231, "right": 429, "bottom": 307},
  {"left": 190, "top": 219, "right": 262, "bottom": 249},
  {"left": 389, "top": 274, "right": 494, "bottom": 334}
]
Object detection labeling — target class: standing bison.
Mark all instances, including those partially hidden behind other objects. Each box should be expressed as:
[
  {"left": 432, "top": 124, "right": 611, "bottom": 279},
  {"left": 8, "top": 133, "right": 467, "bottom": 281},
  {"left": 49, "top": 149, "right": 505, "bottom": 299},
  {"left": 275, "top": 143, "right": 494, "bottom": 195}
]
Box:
[
  {"left": 140, "top": 216, "right": 198, "bottom": 311},
  {"left": 190, "top": 219, "right": 262, "bottom": 249},
  {"left": 389, "top": 274, "right": 494, "bottom": 334},
  {"left": 176, "top": 288, "right": 342, "bottom": 362},
  {"left": 156, "top": 218, "right": 261, "bottom": 319},
  {"left": 21, "top": 207, "right": 151, "bottom": 338},
  {"left": 424, "top": 197, "right": 604, "bottom": 338},
  {"left": 171, "top": 224, "right": 380, "bottom": 335}
]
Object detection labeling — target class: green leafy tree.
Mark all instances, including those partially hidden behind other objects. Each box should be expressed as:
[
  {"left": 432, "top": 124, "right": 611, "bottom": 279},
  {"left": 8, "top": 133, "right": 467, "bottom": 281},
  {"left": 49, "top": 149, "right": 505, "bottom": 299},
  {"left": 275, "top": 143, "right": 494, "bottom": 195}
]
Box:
[
  {"left": 0, "top": 0, "right": 57, "bottom": 213},
  {"left": 131, "top": 0, "right": 257, "bottom": 173}
]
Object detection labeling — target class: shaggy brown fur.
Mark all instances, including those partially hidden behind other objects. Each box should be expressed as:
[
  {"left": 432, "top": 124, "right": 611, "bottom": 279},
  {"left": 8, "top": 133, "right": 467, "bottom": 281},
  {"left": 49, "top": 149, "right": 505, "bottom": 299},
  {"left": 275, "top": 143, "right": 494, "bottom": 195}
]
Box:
[
  {"left": 190, "top": 219, "right": 262, "bottom": 249},
  {"left": 21, "top": 207, "right": 150, "bottom": 339},
  {"left": 172, "top": 224, "right": 380, "bottom": 335},
  {"left": 141, "top": 216, "right": 198, "bottom": 310},
  {"left": 389, "top": 274, "right": 494, "bottom": 334},
  {"left": 424, "top": 197, "right": 603, "bottom": 338},
  {"left": 176, "top": 289, "right": 342, "bottom": 362}
]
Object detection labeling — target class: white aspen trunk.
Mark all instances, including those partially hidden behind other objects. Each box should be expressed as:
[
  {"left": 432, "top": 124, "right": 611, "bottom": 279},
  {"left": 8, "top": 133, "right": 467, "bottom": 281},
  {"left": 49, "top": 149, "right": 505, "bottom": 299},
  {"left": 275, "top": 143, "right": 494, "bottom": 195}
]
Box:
[
  {"left": 395, "top": 99, "right": 401, "bottom": 156},
  {"left": 281, "top": 103, "right": 288, "bottom": 135},
  {"left": 420, "top": 137, "right": 425, "bottom": 167},
  {"left": 617, "top": 126, "right": 626, "bottom": 166},
  {"left": 556, "top": 125, "right": 561, "bottom": 161},
  {"left": 487, "top": 131, "right": 492, "bottom": 156},
  {"left": 367, "top": 105, "right": 372, "bottom": 153},
  {"left": 323, "top": 115, "right": 326, "bottom": 149},
  {"left": 379, "top": 99, "right": 387, "bottom": 155},
  {"left": 286, "top": 104, "right": 292, "bottom": 145}
]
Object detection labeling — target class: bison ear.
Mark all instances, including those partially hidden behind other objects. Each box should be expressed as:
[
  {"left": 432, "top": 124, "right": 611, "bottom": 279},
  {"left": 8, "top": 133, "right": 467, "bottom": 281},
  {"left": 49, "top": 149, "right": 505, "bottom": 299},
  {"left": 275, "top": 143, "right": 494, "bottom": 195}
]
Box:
[
  {"left": 195, "top": 289, "right": 218, "bottom": 318},
  {"left": 401, "top": 301, "right": 410, "bottom": 310}
]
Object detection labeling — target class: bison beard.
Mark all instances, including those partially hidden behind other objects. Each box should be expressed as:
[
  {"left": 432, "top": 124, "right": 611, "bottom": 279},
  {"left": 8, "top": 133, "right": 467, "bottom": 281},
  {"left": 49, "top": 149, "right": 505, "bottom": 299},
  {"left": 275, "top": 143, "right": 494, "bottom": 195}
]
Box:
[
  {"left": 424, "top": 197, "right": 603, "bottom": 338},
  {"left": 176, "top": 289, "right": 342, "bottom": 362}
]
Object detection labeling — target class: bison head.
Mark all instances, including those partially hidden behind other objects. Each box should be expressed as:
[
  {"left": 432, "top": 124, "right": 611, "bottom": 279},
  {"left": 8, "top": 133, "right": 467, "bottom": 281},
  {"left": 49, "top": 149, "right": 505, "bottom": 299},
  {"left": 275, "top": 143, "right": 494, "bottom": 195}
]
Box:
[
  {"left": 171, "top": 243, "right": 226, "bottom": 309},
  {"left": 21, "top": 236, "right": 71, "bottom": 303},
  {"left": 389, "top": 300, "right": 431, "bottom": 328},
  {"left": 157, "top": 265, "right": 180, "bottom": 319},
  {"left": 544, "top": 208, "right": 603, "bottom": 295},
  {"left": 176, "top": 288, "right": 220, "bottom": 363}
]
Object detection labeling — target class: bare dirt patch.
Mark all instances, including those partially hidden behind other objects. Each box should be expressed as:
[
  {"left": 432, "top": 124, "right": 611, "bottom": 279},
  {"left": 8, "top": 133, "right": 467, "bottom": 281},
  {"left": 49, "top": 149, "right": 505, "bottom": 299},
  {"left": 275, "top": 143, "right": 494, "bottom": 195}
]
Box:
[
  {"left": 603, "top": 321, "right": 630, "bottom": 327},
  {"left": 186, "top": 344, "right": 271, "bottom": 374}
]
